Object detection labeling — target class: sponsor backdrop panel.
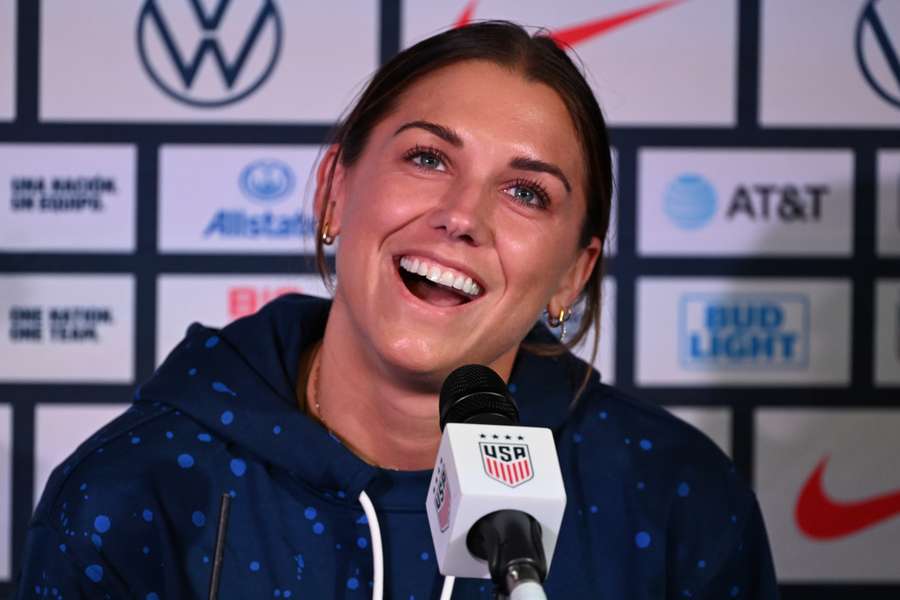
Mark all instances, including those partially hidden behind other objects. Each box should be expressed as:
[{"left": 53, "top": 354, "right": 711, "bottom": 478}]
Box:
[
  {"left": 756, "top": 409, "right": 900, "bottom": 581},
  {"left": 403, "top": 0, "right": 738, "bottom": 126},
  {"left": 636, "top": 278, "right": 852, "bottom": 386},
  {"left": 0, "top": 1, "right": 15, "bottom": 121},
  {"left": 33, "top": 404, "right": 131, "bottom": 507},
  {"left": 0, "top": 404, "right": 11, "bottom": 581},
  {"left": 0, "top": 275, "right": 135, "bottom": 383},
  {"left": 0, "top": 144, "right": 137, "bottom": 252},
  {"left": 0, "top": 2, "right": 898, "bottom": 596},
  {"left": 156, "top": 274, "right": 330, "bottom": 365},
  {"left": 874, "top": 279, "right": 900, "bottom": 385},
  {"left": 668, "top": 407, "right": 731, "bottom": 457},
  {"left": 40, "top": 1, "right": 378, "bottom": 122},
  {"left": 563, "top": 278, "right": 616, "bottom": 384},
  {"left": 638, "top": 149, "right": 854, "bottom": 257},
  {"left": 158, "top": 145, "right": 322, "bottom": 254},
  {"left": 760, "top": 0, "right": 900, "bottom": 127},
  {"left": 878, "top": 150, "right": 900, "bottom": 256}
]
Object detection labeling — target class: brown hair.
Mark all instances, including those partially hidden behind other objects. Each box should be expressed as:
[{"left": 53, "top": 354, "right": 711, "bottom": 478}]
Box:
[{"left": 315, "top": 21, "right": 613, "bottom": 394}]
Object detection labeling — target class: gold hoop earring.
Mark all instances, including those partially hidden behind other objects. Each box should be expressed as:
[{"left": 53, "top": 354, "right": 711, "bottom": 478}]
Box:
[
  {"left": 321, "top": 221, "right": 336, "bottom": 246},
  {"left": 545, "top": 305, "right": 572, "bottom": 343}
]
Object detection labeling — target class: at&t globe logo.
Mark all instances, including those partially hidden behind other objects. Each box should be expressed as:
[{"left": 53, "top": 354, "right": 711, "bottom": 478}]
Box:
[
  {"left": 239, "top": 159, "right": 294, "bottom": 202},
  {"left": 856, "top": 0, "right": 900, "bottom": 110},
  {"left": 136, "top": 0, "right": 282, "bottom": 108},
  {"left": 663, "top": 173, "right": 717, "bottom": 230}
]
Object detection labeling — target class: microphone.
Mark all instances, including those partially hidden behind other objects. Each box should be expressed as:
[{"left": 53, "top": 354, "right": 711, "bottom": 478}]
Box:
[{"left": 426, "top": 365, "right": 566, "bottom": 598}]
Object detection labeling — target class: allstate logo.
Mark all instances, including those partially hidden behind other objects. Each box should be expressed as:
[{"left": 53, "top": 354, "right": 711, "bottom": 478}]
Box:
[
  {"left": 136, "top": 0, "right": 282, "bottom": 108},
  {"left": 239, "top": 160, "right": 294, "bottom": 202},
  {"left": 663, "top": 173, "right": 717, "bottom": 230},
  {"left": 856, "top": 0, "right": 900, "bottom": 110}
]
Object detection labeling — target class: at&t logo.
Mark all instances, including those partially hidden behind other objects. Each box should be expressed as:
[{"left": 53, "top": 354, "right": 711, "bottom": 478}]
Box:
[
  {"left": 678, "top": 294, "right": 810, "bottom": 370},
  {"left": 137, "top": 0, "right": 282, "bottom": 108},
  {"left": 663, "top": 173, "right": 829, "bottom": 230},
  {"left": 663, "top": 173, "right": 717, "bottom": 230},
  {"left": 856, "top": 0, "right": 900, "bottom": 110}
]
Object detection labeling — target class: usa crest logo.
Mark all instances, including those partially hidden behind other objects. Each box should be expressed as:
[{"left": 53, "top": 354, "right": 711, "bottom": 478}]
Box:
[
  {"left": 480, "top": 440, "right": 533, "bottom": 487},
  {"left": 432, "top": 458, "right": 452, "bottom": 532}
]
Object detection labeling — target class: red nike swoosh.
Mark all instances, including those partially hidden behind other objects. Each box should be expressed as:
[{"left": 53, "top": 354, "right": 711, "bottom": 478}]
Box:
[
  {"left": 454, "top": 0, "right": 685, "bottom": 47},
  {"left": 795, "top": 456, "right": 900, "bottom": 540}
]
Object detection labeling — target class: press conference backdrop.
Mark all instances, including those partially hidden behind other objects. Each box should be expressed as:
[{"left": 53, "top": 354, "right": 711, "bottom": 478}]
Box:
[{"left": 0, "top": 0, "right": 898, "bottom": 597}]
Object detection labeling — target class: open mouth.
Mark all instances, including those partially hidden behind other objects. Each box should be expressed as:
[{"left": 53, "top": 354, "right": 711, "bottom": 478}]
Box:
[{"left": 397, "top": 255, "right": 483, "bottom": 308}]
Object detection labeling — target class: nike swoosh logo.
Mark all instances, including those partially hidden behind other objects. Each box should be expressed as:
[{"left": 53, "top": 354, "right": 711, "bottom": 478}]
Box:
[
  {"left": 455, "top": 0, "right": 685, "bottom": 46},
  {"left": 795, "top": 456, "right": 900, "bottom": 540}
]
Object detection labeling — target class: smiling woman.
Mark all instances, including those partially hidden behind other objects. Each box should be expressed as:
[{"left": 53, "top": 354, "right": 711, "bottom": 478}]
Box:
[{"left": 18, "top": 21, "right": 777, "bottom": 600}]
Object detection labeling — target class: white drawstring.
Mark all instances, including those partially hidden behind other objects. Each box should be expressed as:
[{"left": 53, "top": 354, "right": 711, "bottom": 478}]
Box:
[
  {"left": 358, "top": 490, "right": 384, "bottom": 600},
  {"left": 439, "top": 575, "right": 456, "bottom": 600},
  {"left": 359, "top": 489, "right": 456, "bottom": 600}
]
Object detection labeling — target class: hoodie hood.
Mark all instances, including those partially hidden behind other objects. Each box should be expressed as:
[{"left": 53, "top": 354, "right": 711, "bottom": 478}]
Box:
[{"left": 136, "top": 294, "right": 580, "bottom": 509}]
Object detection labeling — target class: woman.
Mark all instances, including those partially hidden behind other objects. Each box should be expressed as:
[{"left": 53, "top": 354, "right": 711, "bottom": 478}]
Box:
[{"left": 18, "top": 22, "right": 778, "bottom": 599}]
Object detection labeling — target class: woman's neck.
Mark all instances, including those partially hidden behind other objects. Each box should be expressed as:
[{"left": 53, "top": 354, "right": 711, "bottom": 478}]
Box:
[{"left": 305, "top": 301, "right": 515, "bottom": 471}]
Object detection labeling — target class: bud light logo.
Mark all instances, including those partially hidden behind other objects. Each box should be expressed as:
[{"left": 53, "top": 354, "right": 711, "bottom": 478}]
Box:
[
  {"left": 663, "top": 173, "right": 717, "bottom": 230},
  {"left": 679, "top": 294, "right": 810, "bottom": 370},
  {"left": 856, "top": 0, "right": 900, "bottom": 110},
  {"left": 239, "top": 160, "right": 294, "bottom": 202},
  {"left": 136, "top": 0, "right": 282, "bottom": 108}
]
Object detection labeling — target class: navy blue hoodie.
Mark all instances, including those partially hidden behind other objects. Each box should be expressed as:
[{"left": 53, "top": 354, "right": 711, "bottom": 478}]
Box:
[{"left": 17, "top": 294, "right": 778, "bottom": 599}]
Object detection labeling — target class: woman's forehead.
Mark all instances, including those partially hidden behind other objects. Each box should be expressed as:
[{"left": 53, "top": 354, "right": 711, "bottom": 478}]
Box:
[{"left": 383, "top": 61, "right": 583, "bottom": 167}]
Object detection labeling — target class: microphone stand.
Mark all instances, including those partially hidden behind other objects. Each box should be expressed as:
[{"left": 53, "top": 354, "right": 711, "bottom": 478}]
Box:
[{"left": 467, "top": 510, "right": 549, "bottom": 600}]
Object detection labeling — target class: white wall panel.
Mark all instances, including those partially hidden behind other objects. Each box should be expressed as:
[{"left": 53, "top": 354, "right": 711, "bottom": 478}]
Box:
[
  {"left": 33, "top": 404, "right": 129, "bottom": 507},
  {"left": 756, "top": 409, "right": 900, "bottom": 581},
  {"left": 761, "top": 0, "right": 900, "bottom": 127},
  {"left": 0, "top": 144, "right": 136, "bottom": 252},
  {"left": 0, "top": 1, "right": 15, "bottom": 121},
  {"left": 0, "top": 275, "right": 135, "bottom": 383},
  {"left": 636, "top": 278, "right": 852, "bottom": 386},
  {"left": 403, "top": 0, "right": 738, "bottom": 126},
  {"left": 158, "top": 145, "right": 322, "bottom": 254},
  {"left": 0, "top": 405, "right": 11, "bottom": 581},
  {"left": 638, "top": 149, "right": 854, "bottom": 257},
  {"left": 40, "top": 1, "right": 378, "bottom": 122},
  {"left": 156, "top": 274, "right": 329, "bottom": 366}
]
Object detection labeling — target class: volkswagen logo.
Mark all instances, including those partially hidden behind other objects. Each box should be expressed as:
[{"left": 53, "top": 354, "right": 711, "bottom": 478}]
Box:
[
  {"left": 856, "top": 0, "right": 900, "bottom": 110},
  {"left": 136, "top": 0, "right": 282, "bottom": 108},
  {"left": 239, "top": 160, "right": 295, "bottom": 202},
  {"left": 663, "top": 173, "right": 718, "bottom": 230}
]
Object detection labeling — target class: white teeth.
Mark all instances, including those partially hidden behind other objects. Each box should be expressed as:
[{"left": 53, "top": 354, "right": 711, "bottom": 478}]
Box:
[
  {"left": 398, "top": 256, "right": 483, "bottom": 297},
  {"left": 439, "top": 271, "right": 455, "bottom": 286}
]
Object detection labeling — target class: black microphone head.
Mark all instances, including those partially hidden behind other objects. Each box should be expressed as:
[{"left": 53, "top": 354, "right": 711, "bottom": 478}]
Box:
[{"left": 439, "top": 364, "right": 520, "bottom": 431}]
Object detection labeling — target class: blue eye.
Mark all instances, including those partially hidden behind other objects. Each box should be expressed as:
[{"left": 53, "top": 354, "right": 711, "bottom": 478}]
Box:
[
  {"left": 505, "top": 179, "right": 550, "bottom": 209},
  {"left": 405, "top": 146, "right": 448, "bottom": 172}
]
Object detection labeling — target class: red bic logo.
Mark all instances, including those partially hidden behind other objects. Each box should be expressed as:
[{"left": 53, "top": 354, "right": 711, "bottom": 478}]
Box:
[{"left": 228, "top": 286, "right": 300, "bottom": 319}]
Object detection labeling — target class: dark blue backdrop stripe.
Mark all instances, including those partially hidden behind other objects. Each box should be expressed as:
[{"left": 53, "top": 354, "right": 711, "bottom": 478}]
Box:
[{"left": 0, "top": 1, "right": 898, "bottom": 597}]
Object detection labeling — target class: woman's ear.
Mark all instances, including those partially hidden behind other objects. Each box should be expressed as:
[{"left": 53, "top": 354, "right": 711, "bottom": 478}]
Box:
[
  {"left": 313, "top": 145, "right": 348, "bottom": 238},
  {"left": 549, "top": 236, "right": 602, "bottom": 312}
]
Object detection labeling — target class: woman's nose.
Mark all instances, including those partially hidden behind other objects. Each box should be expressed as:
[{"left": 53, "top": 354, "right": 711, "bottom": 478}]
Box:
[{"left": 426, "top": 181, "right": 491, "bottom": 246}]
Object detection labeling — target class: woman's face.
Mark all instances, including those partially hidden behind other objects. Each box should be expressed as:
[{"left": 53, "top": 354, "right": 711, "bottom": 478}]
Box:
[{"left": 324, "top": 60, "right": 600, "bottom": 386}]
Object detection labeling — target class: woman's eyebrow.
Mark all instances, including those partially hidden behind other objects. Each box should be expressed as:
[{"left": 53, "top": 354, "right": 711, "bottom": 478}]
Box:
[
  {"left": 509, "top": 156, "right": 571, "bottom": 193},
  {"left": 393, "top": 121, "right": 571, "bottom": 193},
  {"left": 393, "top": 120, "right": 463, "bottom": 147}
]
